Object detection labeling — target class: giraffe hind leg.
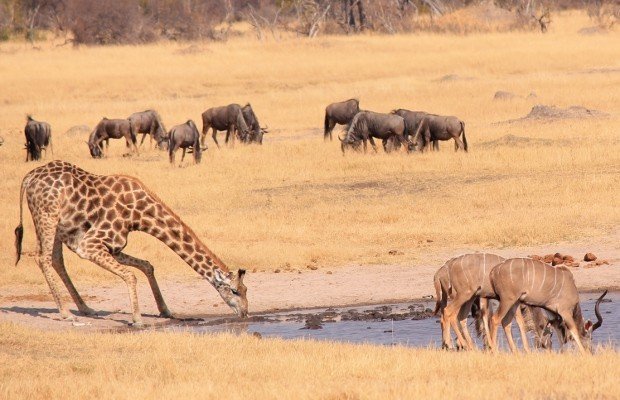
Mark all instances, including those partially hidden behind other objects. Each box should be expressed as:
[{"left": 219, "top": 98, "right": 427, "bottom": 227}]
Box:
[
  {"left": 113, "top": 252, "right": 172, "bottom": 318},
  {"left": 52, "top": 235, "right": 96, "bottom": 316}
]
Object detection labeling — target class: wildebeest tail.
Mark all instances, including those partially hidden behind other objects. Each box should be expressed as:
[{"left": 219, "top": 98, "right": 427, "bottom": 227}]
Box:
[
  {"left": 324, "top": 112, "right": 330, "bottom": 137},
  {"left": 128, "top": 119, "right": 137, "bottom": 145},
  {"left": 15, "top": 176, "right": 29, "bottom": 265},
  {"left": 236, "top": 110, "right": 249, "bottom": 138},
  {"left": 460, "top": 121, "right": 468, "bottom": 152}
]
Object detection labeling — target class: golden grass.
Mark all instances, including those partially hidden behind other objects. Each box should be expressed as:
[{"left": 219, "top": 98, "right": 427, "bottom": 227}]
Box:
[
  {"left": 0, "top": 11, "right": 618, "bottom": 288},
  {"left": 0, "top": 322, "right": 617, "bottom": 400}
]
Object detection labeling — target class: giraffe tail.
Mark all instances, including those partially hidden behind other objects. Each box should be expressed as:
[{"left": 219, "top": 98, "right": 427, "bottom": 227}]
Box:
[{"left": 15, "top": 176, "right": 27, "bottom": 265}]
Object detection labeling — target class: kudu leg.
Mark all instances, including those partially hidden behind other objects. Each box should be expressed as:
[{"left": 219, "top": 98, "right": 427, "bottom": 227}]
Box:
[
  {"left": 479, "top": 298, "right": 493, "bottom": 349},
  {"left": 558, "top": 311, "right": 588, "bottom": 354},
  {"left": 457, "top": 298, "right": 477, "bottom": 350},
  {"left": 442, "top": 292, "right": 473, "bottom": 350},
  {"left": 514, "top": 306, "right": 531, "bottom": 353},
  {"left": 490, "top": 297, "right": 518, "bottom": 352}
]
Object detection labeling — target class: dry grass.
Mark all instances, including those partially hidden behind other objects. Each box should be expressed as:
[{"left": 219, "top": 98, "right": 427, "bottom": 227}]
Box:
[
  {"left": 0, "top": 322, "right": 617, "bottom": 399},
  {"left": 0, "top": 11, "right": 618, "bottom": 289}
]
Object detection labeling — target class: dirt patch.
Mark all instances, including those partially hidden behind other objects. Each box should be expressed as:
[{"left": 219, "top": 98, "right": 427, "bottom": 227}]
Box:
[
  {"left": 174, "top": 44, "right": 210, "bottom": 55},
  {"left": 65, "top": 125, "right": 91, "bottom": 137},
  {"left": 478, "top": 134, "right": 554, "bottom": 149},
  {"left": 578, "top": 26, "right": 610, "bottom": 35},
  {"left": 500, "top": 104, "right": 609, "bottom": 124},
  {"left": 493, "top": 91, "right": 518, "bottom": 100}
]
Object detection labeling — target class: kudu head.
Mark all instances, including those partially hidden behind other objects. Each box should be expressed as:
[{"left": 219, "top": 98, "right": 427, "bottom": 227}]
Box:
[{"left": 213, "top": 269, "right": 248, "bottom": 318}]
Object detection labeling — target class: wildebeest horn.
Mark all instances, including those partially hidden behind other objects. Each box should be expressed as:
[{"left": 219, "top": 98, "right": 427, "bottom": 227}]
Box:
[
  {"left": 592, "top": 290, "right": 607, "bottom": 331},
  {"left": 338, "top": 134, "right": 345, "bottom": 142}
]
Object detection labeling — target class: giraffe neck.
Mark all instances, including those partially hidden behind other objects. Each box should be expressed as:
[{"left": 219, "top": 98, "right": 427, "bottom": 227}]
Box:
[{"left": 136, "top": 199, "right": 229, "bottom": 283}]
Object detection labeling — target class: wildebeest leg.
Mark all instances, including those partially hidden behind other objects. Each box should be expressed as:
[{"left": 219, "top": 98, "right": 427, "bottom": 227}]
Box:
[
  {"left": 211, "top": 128, "right": 220, "bottom": 148},
  {"left": 368, "top": 137, "right": 378, "bottom": 153},
  {"left": 454, "top": 135, "right": 466, "bottom": 152},
  {"left": 181, "top": 148, "right": 187, "bottom": 163},
  {"left": 139, "top": 133, "right": 149, "bottom": 147},
  {"left": 433, "top": 140, "right": 439, "bottom": 151},
  {"left": 324, "top": 119, "right": 336, "bottom": 141}
]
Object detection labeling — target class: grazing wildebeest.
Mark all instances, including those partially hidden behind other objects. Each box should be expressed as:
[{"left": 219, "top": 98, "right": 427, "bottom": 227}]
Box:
[
  {"left": 88, "top": 118, "right": 138, "bottom": 158},
  {"left": 390, "top": 109, "right": 439, "bottom": 151},
  {"left": 128, "top": 109, "right": 168, "bottom": 149},
  {"left": 324, "top": 98, "right": 360, "bottom": 141},
  {"left": 241, "top": 103, "right": 268, "bottom": 144},
  {"left": 412, "top": 114, "right": 467, "bottom": 152},
  {"left": 24, "top": 115, "right": 52, "bottom": 162},
  {"left": 434, "top": 254, "right": 557, "bottom": 351},
  {"left": 489, "top": 258, "right": 606, "bottom": 354},
  {"left": 168, "top": 120, "right": 203, "bottom": 165},
  {"left": 201, "top": 104, "right": 250, "bottom": 148},
  {"left": 339, "top": 111, "right": 409, "bottom": 154}
]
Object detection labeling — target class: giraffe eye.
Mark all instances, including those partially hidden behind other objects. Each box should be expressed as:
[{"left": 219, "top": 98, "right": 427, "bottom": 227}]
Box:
[{"left": 231, "top": 288, "right": 239, "bottom": 296}]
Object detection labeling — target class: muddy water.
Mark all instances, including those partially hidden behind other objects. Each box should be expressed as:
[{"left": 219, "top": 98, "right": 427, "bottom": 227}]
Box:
[{"left": 155, "top": 292, "right": 618, "bottom": 350}]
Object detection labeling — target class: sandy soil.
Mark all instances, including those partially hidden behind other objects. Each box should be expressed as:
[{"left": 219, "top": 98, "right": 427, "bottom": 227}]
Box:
[{"left": 1, "top": 234, "right": 618, "bottom": 332}]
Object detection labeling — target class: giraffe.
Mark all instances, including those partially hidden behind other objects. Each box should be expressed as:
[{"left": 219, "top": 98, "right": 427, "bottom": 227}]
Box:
[{"left": 14, "top": 160, "right": 248, "bottom": 326}]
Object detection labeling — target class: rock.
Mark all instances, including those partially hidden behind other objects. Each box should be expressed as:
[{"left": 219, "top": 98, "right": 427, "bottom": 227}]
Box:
[
  {"left": 562, "top": 255, "right": 575, "bottom": 263},
  {"left": 307, "top": 265, "right": 318, "bottom": 270},
  {"left": 543, "top": 254, "right": 554, "bottom": 264},
  {"left": 251, "top": 332, "right": 262, "bottom": 339},
  {"left": 274, "top": 269, "right": 281, "bottom": 273},
  {"left": 388, "top": 249, "right": 403, "bottom": 255},
  {"left": 584, "top": 253, "right": 597, "bottom": 262},
  {"left": 326, "top": 271, "right": 333, "bottom": 275},
  {"left": 530, "top": 255, "right": 542, "bottom": 261},
  {"left": 493, "top": 91, "right": 518, "bottom": 100}
]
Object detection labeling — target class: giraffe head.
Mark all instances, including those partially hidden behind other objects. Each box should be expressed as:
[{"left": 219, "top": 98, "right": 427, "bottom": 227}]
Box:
[{"left": 214, "top": 269, "right": 248, "bottom": 318}]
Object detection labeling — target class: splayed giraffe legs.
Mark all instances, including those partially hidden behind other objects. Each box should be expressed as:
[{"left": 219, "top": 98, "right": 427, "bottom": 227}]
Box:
[{"left": 113, "top": 252, "right": 172, "bottom": 318}]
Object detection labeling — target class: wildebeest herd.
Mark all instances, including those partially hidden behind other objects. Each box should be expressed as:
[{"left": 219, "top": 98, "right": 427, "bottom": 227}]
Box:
[
  {"left": 20, "top": 97, "right": 467, "bottom": 165},
  {"left": 324, "top": 98, "right": 467, "bottom": 153},
  {"left": 21, "top": 102, "right": 268, "bottom": 166}
]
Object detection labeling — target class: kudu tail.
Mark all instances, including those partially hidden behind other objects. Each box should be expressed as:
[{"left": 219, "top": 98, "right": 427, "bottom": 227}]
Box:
[
  {"left": 460, "top": 121, "right": 468, "bottom": 152},
  {"left": 15, "top": 177, "right": 28, "bottom": 265},
  {"left": 433, "top": 275, "right": 443, "bottom": 315}
]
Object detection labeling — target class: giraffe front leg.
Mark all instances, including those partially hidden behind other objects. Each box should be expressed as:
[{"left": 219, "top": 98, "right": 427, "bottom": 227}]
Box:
[
  {"left": 83, "top": 244, "right": 143, "bottom": 326},
  {"left": 114, "top": 252, "right": 173, "bottom": 318}
]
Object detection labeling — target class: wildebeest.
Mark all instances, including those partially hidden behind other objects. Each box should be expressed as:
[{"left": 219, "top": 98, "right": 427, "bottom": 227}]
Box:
[
  {"left": 339, "top": 111, "right": 409, "bottom": 154},
  {"left": 201, "top": 104, "right": 250, "bottom": 148},
  {"left": 412, "top": 114, "right": 467, "bottom": 152},
  {"left": 324, "top": 98, "right": 360, "bottom": 141},
  {"left": 489, "top": 258, "right": 606, "bottom": 354},
  {"left": 390, "top": 109, "right": 439, "bottom": 151},
  {"left": 128, "top": 109, "right": 168, "bottom": 149},
  {"left": 87, "top": 118, "right": 138, "bottom": 158},
  {"left": 241, "top": 103, "right": 268, "bottom": 144},
  {"left": 168, "top": 120, "right": 203, "bottom": 165},
  {"left": 24, "top": 115, "right": 52, "bottom": 162}
]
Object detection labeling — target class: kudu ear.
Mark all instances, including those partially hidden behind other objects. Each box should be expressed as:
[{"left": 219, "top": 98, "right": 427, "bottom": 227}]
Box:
[
  {"left": 238, "top": 269, "right": 246, "bottom": 283},
  {"left": 584, "top": 320, "right": 593, "bottom": 332}
]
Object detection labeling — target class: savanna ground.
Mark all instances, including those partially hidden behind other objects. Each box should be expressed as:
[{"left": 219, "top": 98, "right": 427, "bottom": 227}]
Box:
[{"left": 0, "top": 11, "right": 619, "bottom": 399}]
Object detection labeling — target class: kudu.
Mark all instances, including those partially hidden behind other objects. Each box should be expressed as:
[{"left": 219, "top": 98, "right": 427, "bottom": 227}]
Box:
[
  {"left": 324, "top": 98, "right": 360, "bottom": 141},
  {"left": 24, "top": 115, "right": 52, "bottom": 162},
  {"left": 435, "top": 253, "right": 552, "bottom": 351},
  {"left": 489, "top": 258, "right": 606, "bottom": 354}
]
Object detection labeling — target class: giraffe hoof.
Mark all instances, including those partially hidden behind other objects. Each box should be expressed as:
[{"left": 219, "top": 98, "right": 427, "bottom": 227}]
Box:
[
  {"left": 159, "top": 310, "right": 173, "bottom": 319},
  {"left": 61, "top": 314, "right": 76, "bottom": 322},
  {"left": 130, "top": 321, "right": 144, "bottom": 328},
  {"left": 79, "top": 307, "right": 97, "bottom": 316}
]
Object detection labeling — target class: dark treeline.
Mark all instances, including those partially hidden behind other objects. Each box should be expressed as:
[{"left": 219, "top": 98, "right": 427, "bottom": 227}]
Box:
[{"left": 0, "top": 0, "right": 613, "bottom": 44}]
